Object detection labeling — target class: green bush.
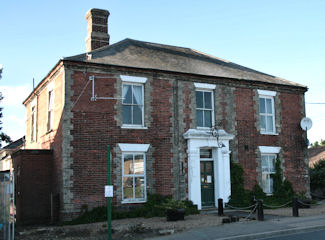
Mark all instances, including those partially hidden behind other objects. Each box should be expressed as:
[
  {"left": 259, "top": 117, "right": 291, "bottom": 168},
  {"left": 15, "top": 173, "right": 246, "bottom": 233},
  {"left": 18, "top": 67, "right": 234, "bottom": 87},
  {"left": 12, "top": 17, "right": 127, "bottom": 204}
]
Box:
[
  {"left": 310, "top": 159, "right": 325, "bottom": 191},
  {"left": 228, "top": 159, "right": 295, "bottom": 208},
  {"left": 64, "top": 193, "right": 198, "bottom": 225}
]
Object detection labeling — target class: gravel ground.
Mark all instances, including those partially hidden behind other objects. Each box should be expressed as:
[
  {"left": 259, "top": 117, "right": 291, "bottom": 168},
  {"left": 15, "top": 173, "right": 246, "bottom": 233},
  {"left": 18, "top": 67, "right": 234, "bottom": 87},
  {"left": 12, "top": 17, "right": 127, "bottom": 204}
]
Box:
[{"left": 15, "top": 201, "right": 325, "bottom": 240}]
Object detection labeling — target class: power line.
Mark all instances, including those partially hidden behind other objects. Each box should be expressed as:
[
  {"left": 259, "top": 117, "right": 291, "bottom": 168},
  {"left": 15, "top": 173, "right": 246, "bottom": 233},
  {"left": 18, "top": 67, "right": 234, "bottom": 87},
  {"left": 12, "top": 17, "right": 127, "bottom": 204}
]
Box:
[{"left": 306, "top": 102, "right": 325, "bottom": 104}]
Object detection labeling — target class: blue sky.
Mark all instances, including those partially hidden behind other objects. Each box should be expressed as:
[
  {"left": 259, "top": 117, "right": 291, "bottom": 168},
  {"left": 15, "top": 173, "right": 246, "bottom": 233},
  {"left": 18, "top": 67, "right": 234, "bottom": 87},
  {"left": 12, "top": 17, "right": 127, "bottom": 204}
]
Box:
[{"left": 0, "top": 0, "right": 324, "bottom": 144}]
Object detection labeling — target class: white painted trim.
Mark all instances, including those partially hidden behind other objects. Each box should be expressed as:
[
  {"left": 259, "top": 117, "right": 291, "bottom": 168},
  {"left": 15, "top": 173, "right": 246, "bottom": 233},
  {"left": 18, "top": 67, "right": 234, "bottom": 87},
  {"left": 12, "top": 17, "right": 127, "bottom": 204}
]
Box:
[
  {"left": 195, "top": 89, "right": 215, "bottom": 128},
  {"left": 31, "top": 98, "right": 37, "bottom": 107},
  {"left": 118, "top": 143, "right": 150, "bottom": 152},
  {"left": 121, "top": 152, "right": 147, "bottom": 203},
  {"left": 257, "top": 89, "right": 276, "bottom": 97},
  {"left": 120, "top": 75, "right": 147, "bottom": 83},
  {"left": 121, "top": 125, "right": 148, "bottom": 130},
  {"left": 47, "top": 81, "right": 55, "bottom": 91},
  {"left": 184, "top": 128, "right": 233, "bottom": 210},
  {"left": 194, "top": 82, "right": 216, "bottom": 90},
  {"left": 258, "top": 146, "right": 281, "bottom": 154}
]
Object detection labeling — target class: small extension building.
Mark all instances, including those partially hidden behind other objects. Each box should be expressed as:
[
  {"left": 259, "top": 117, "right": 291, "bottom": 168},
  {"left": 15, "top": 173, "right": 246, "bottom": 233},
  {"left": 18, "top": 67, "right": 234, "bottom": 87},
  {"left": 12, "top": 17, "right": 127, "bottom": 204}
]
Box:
[{"left": 15, "top": 8, "right": 310, "bottom": 221}]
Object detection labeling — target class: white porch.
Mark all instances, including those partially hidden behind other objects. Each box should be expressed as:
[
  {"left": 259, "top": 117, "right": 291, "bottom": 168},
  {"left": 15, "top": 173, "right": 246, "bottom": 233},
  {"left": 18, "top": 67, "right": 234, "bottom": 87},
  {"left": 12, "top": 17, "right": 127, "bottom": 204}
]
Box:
[{"left": 184, "top": 129, "right": 234, "bottom": 210}]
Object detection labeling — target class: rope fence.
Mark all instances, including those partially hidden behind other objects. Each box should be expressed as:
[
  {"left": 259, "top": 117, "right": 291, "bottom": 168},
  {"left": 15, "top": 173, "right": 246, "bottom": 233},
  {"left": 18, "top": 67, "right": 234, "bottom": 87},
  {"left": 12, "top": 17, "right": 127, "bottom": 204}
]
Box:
[
  {"left": 225, "top": 203, "right": 256, "bottom": 210},
  {"left": 263, "top": 201, "right": 291, "bottom": 209},
  {"left": 218, "top": 197, "right": 325, "bottom": 221}
]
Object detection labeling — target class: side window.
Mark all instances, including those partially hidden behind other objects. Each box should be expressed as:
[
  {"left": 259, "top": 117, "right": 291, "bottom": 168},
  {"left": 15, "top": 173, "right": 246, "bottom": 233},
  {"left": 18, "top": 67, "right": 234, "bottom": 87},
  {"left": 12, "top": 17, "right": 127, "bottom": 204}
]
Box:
[
  {"left": 31, "top": 106, "right": 36, "bottom": 141},
  {"left": 261, "top": 154, "right": 276, "bottom": 194},
  {"left": 122, "top": 152, "right": 146, "bottom": 202},
  {"left": 258, "top": 90, "right": 276, "bottom": 134},
  {"left": 47, "top": 90, "right": 54, "bottom": 132},
  {"left": 122, "top": 84, "right": 144, "bottom": 126}
]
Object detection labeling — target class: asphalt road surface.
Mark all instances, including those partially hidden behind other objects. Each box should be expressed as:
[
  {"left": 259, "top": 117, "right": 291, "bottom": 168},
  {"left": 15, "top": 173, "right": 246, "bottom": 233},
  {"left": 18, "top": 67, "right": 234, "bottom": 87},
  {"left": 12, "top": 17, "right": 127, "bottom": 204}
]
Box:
[{"left": 260, "top": 229, "right": 325, "bottom": 240}]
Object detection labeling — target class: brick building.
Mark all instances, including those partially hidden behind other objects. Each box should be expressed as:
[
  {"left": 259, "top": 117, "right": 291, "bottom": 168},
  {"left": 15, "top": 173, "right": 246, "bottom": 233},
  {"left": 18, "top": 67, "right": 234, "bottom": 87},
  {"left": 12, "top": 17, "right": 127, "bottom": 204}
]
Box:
[
  {"left": 309, "top": 146, "right": 325, "bottom": 167},
  {"left": 17, "top": 8, "right": 310, "bottom": 221}
]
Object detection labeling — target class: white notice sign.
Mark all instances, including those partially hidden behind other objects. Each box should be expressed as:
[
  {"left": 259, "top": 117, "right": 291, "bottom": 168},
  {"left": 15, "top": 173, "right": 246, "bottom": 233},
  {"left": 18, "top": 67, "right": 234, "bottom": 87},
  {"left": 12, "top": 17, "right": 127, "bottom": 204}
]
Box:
[
  {"left": 105, "top": 185, "right": 114, "bottom": 198},
  {"left": 207, "top": 176, "right": 212, "bottom": 183}
]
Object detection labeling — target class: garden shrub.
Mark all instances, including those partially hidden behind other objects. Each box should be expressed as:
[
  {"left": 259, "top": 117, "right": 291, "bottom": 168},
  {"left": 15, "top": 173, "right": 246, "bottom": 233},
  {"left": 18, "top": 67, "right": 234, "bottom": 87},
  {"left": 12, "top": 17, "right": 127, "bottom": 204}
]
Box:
[
  {"left": 64, "top": 193, "right": 198, "bottom": 225},
  {"left": 229, "top": 158, "right": 295, "bottom": 208}
]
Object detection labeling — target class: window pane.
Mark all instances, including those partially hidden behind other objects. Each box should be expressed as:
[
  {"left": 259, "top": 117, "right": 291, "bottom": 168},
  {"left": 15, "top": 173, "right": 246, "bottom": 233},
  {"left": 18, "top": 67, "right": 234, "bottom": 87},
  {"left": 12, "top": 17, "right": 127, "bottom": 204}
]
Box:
[
  {"left": 259, "top": 98, "right": 265, "bottom": 114},
  {"left": 196, "top": 91, "right": 203, "bottom": 108},
  {"left": 122, "top": 85, "right": 132, "bottom": 104},
  {"left": 269, "top": 177, "right": 274, "bottom": 194},
  {"left": 260, "top": 115, "right": 266, "bottom": 131},
  {"left": 262, "top": 155, "right": 268, "bottom": 172},
  {"left": 123, "top": 177, "right": 133, "bottom": 199},
  {"left": 269, "top": 155, "right": 276, "bottom": 173},
  {"left": 132, "top": 85, "right": 143, "bottom": 105},
  {"left": 132, "top": 105, "right": 142, "bottom": 125},
  {"left": 200, "top": 149, "right": 212, "bottom": 159},
  {"left": 196, "top": 110, "right": 203, "bottom": 127},
  {"left": 122, "top": 105, "right": 132, "bottom": 124},
  {"left": 266, "top": 98, "right": 273, "bottom": 114},
  {"left": 134, "top": 154, "right": 144, "bottom": 174},
  {"left": 204, "top": 110, "right": 212, "bottom": 127},
  {"left": 134, "top": 177, "right": 145, "bottom": 199},
  {"left": 262, "top": 173, "right": 268, "bottom": 193},
  {"left": 124, "top": 154, "right": 134, "bottom": 174},
  {"left": 204, "top": 92, "right": 212, "bottom": 109},
  {"left": 266, "top": 116, "right": 274, "bottom": 132}
]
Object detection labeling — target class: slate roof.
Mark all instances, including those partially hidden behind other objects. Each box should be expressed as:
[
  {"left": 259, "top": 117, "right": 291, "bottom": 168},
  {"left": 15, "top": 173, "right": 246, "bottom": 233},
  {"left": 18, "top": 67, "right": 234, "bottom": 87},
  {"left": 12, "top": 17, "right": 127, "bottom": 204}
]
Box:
[
  {"left": 64, "top": 38, "right": 305, "bottom": 88},
  {"left": 1, "top": 137, "right": 25, "bottom": 150}
]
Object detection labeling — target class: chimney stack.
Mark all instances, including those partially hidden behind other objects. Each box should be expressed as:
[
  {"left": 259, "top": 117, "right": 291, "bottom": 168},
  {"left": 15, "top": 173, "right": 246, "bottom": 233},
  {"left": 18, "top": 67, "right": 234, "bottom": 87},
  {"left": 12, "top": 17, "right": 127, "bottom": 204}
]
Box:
[{"left": 85, "top": 8, "right": 110, "bottom": 52}]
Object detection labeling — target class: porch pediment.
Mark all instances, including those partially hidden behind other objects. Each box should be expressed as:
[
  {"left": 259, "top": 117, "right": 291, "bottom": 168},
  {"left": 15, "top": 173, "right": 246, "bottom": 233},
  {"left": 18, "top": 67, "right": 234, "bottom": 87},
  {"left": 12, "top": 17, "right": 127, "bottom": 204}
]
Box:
[{"left": 183, "top": 128, "right": 234, "bottom": 141}]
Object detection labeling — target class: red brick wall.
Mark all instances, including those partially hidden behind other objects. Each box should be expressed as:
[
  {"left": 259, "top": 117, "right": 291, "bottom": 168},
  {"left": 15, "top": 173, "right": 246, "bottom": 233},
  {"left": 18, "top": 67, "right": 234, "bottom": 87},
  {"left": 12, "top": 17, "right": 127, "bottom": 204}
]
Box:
[
  {"left": 12, "top": 150, "right": 53, "bottom": 225},
  {"left": 235, "top": 87, "right": 259, "bottom": 189},
  {"left": 234, "top": 87, "right": 307, "bottom": 193},
  {"left": 69, "top": 72, "right": 175, "bottom": 211},
  {"left": 280, "top": 92, "right": 307, "bottom": 193}
]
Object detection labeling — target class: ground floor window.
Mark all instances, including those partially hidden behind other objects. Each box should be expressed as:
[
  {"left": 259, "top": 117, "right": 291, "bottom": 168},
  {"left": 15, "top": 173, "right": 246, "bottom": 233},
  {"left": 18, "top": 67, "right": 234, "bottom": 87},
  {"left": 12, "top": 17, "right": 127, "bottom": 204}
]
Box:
[
  {"left": 122, "top": 152, "right": 146, "bottom": 202},
  {"left": 261, "top": 154, "right": 276, "bottom": 194}
]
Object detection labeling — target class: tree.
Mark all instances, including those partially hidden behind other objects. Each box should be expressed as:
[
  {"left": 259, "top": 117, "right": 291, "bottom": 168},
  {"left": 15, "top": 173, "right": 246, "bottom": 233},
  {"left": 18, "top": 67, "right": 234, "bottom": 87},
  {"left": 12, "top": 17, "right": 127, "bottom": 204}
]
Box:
[
  {"left": 309, "top": 159, "right": 325, "bottom": 192},
  {"left": 0, "top": 66, "right": 12, "bottom": 147},
  {"left": 310, "top": 140, "right": 325, "bottom": 148}
]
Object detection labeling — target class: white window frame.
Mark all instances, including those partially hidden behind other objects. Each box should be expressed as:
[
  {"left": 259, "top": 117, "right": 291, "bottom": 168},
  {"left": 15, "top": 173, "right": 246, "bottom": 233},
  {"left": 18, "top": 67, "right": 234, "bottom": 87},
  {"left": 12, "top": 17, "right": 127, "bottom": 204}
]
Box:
[
  {"left": 195, "top": 83, "right": 215, "bottom": 129},
  {"left": 259, "top": 146, "right": 281, "bottom": 195},
  {"left": 119, "top": 143, "right": 149, "bottom": 204},
  {"left": 258, "top": 90, "right": 276, "bottom": 135},
  {"left": 121, "top": 75, "right": 147, "bottom": 129},
  {"left": 31, "top": 105, "right": 37, "bottom": 142},
  {"left": 261, "top": 154, "right": 276, "bottom": 195},
  {"left": 47, "top": 89, "right": 54, "bottom": 132}
]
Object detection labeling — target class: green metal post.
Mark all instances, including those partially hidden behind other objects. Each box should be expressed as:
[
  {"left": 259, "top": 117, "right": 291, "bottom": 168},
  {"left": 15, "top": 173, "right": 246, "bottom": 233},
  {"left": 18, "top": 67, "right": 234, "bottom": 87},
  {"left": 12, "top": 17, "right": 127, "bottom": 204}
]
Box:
[{"left": 107, "top": 145, "right": 112, "bottom": 240}]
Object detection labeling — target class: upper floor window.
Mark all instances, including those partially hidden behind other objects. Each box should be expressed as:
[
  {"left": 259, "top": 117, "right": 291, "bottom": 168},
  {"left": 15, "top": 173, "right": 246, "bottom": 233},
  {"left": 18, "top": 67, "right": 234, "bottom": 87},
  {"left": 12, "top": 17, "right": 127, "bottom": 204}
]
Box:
[
  {"left": 31, "top": 106, "right": 36, "bottom": 142},
  {"left": 122, "top": 84, "right": 144, "bottom": 126},
  {"left": 121, "top": 75, "right": 147, "bottom": 128},
  {"left": 194, "top": 83, "right": 215, "bottom": 129},
  {"left": 47, "top": 90, "right": 54, "bottom": 132},
  {"left": 258, "top": 90, "right": 276, "bottom": 134}
]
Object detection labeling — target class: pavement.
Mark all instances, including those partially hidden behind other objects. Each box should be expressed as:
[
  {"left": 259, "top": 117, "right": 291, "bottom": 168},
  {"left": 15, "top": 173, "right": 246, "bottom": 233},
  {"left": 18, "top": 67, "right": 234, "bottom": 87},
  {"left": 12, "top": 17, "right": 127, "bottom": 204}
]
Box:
[{"left": 147, "top": 213, "right": 325, "bottom": 240}]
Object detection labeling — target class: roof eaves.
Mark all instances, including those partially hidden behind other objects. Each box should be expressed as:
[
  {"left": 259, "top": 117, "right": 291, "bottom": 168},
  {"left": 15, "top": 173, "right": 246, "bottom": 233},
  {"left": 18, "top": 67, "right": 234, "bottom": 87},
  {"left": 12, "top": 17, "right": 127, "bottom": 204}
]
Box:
[{"left": 23, "top": 60, "right": 63, "bottom": 105}]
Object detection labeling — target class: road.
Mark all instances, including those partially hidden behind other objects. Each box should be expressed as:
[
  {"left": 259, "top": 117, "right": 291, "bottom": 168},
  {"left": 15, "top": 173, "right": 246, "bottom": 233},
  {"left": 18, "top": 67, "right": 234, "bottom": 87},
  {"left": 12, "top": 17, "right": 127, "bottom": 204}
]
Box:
[{"left": 261, "top": 229, "right": 325, "bottom": 240}]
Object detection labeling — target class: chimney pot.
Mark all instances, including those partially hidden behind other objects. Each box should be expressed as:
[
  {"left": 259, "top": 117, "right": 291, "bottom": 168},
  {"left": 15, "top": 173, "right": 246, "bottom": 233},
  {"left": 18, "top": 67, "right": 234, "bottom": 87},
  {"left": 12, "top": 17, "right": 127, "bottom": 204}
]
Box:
[{"left": 85, "top": 8, "right": 110, "bottom": 52}]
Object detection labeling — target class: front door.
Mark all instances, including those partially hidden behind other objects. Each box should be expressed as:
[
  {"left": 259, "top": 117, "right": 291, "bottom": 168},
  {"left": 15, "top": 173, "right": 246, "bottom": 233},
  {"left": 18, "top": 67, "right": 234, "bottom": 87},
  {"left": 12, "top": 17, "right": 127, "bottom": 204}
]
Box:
[{"left": 200, "top": 160, "right": 215, "bottom": 207}]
